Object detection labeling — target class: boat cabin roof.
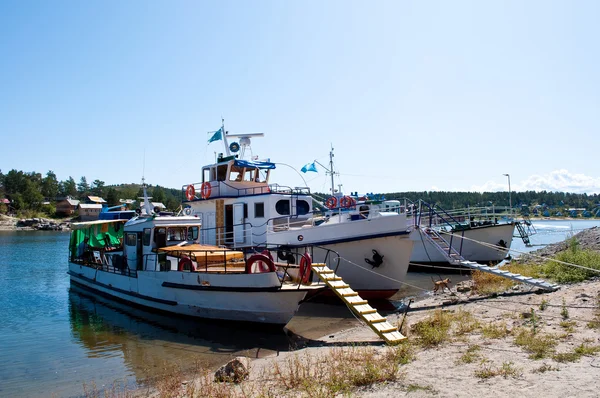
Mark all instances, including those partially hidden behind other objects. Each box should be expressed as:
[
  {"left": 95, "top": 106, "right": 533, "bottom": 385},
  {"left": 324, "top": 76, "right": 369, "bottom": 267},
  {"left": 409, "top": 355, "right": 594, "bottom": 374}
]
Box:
[
  {"left": 201, "top": 158, "right": 274, "bottom": 184},
  {"left": 71, "top": 219, "right": 127, "bottom": 230}
]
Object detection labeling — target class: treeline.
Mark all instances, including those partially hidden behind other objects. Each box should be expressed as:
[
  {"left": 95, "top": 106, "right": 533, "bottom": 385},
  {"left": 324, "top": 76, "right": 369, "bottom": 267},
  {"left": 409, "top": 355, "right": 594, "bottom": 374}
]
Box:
[
  {"left": 314, "top": 190, "right": 600, "bottom": 212},
  {"left": 0, "top": 169, "right": 182, "bottom": 216}
]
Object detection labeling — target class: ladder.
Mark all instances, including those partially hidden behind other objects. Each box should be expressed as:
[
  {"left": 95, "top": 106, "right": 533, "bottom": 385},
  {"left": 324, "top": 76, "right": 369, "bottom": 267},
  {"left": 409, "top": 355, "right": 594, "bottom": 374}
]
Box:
[
  {"left": 458, "top": 261, "right": 559, "bottom": 291},
  {"left": 421, "top": 228, "right": 465, "bottom": 265},
  {"left": 311, "top": 264, "right": 406, "bottom": 345},
  {"left": 515, "top": 222, "right": 531, "bottom": 246}
]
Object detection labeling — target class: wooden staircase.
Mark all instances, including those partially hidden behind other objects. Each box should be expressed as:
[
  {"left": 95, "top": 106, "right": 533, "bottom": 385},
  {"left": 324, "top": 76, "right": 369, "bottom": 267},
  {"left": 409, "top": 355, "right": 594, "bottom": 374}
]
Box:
[{"left": 311, "top": 264, "right": 405, "bottom": 345}]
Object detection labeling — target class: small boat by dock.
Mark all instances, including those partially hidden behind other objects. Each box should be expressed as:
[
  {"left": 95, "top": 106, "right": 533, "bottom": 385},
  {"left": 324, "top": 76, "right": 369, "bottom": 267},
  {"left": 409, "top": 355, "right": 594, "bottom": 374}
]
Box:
[{"left": 67, "top": 187, "right": 327, "bottom": 326}]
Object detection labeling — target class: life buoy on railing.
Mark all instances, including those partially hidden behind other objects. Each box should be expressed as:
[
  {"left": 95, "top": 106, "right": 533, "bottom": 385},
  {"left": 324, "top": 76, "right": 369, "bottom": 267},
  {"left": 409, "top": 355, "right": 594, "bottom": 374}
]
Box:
[
  {"left": 325, "top": 196, "right": 337, "bottom": 209},
  {"left": 261, "top": 249, "right": 274, "bottom": 263},
  {"left": 299, "top": 252, "right": 312, "bottom": 284},
  {"left": 185, "top": 185, "right": 196, "bottom": 201},
  {"left": 178, "top": 255, "right": 195, "bottom": 272},
  {"left": 340, "top": 196, "right": 355, "bottom": 209},
  {"left": 245, "top": 253, "right": 275, "bottom": 274},
  {"left": 201, "top": 182, "right": 212, "bottom": 199}
]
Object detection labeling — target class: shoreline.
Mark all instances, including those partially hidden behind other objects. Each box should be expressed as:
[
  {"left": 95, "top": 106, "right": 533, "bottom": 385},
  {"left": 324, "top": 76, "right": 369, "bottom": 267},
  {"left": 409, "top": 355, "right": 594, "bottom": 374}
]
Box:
[
  {"left": 137, "top": 228, "right": 600, "bottom": 397},
  {"left": 157, "top": 279, "right": 600, "bottom": 398}
]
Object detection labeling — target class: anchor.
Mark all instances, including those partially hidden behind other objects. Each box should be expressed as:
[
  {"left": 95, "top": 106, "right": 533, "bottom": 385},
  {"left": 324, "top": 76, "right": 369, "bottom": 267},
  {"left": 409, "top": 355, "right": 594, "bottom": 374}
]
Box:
[{"left": 365, "top": 249, "right": 384, "bottom": 268}]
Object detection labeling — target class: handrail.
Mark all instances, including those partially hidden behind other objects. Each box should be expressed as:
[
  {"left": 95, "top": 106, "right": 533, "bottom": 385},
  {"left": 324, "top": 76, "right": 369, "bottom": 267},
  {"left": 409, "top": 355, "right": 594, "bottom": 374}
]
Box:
[{"left": 181, "top": 181, "right": 311, "bottom": 202}]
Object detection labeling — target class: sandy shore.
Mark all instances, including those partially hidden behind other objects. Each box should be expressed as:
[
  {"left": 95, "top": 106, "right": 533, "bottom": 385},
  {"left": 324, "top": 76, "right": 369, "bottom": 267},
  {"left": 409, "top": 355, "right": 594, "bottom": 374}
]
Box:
[{"left": 231, "top": 279, "right": 600, "bottom": 397}]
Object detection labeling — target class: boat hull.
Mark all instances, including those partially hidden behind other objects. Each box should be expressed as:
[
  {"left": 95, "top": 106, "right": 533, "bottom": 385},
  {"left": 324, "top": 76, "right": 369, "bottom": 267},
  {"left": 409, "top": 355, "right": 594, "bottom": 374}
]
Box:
[
  {"left": 68, "top": 263, "right": 311, "bottom": 326},
  {"left": 267, "top": 215, "right": 414, "bottom": 299},
  {"left": 409, "top": 223, "right": 515, "bottom": 271}
]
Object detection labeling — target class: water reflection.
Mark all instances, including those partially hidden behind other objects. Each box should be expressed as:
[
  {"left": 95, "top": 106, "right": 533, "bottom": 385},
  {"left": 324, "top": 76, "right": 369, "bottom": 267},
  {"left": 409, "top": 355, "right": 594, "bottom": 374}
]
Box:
[{"left": 68, "top": 285, "right": 294, "bottom": 383}]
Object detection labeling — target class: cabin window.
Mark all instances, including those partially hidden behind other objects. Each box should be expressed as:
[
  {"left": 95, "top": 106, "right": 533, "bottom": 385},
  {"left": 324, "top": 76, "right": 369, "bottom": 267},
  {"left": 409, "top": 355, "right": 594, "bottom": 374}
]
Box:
[
  {"left": 296, "top": 200, "right": 310, "bottom": 215},
  {"left": 275, "top": 200, "right": 290, "bottom": 215},
  {"left": 246, "top": 169, "right": 257, "bottom": 182},
  {"left": 125, "top": 233, "right": 137, "bottom": 246},
  {"left": 143, "top": 228, "right": 152, "bottom": 246},
  {"left": 168, "top": 227, "right": 187, "bottom": 241},
  {"left": 203, "top": 168, "right": 210, "bottom": 183},
  {"left": 187, "top": 226, "right": 199, "bottom": 240},
  {"left": 216, "top": 165, "right": 228, "bottom": 181},
  {"left": 230, "top": 165, "right": 243, "bottom": 182},
  {"left": 255, "top": 202, "right": 264, "bottom": 218},
  {"left": 154, "top": 227, "right": 166, "bottom": 241}
]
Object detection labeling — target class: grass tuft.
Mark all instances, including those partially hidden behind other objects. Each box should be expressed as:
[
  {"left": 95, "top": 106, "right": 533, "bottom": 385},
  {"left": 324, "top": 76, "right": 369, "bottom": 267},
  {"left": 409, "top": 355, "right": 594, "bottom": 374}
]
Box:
[
  {"left": 542, "top": 249, "right": 600, "bottom": 283},
  {"left": 406, "top": 383, "right": 438, "bottom": 394},
  {"left": 532, "top": 363, "right": 559, "bottom": 373},
  {"left": 514, "top": 328, "right": 557, "bottom": 359},
  {"left": 474, "top": 361, "right": 520, "bottom": 379},
  {"left": 411, "top": 309, "right": 453, "bottom": 347},
  {"left": 481, "top": 322, "right": 511, "bottom": 339},
  {"left": 456, "top": 345, "right": 481, "bottom": 364}
]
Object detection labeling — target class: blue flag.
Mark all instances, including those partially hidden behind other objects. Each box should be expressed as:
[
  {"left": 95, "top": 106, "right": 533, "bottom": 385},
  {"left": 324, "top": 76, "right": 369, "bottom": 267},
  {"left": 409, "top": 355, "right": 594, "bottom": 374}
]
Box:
[
  {"left": 301, "top": 162, "right": 318, "bottom": 173},
  {"left": 208, "top": 128, "right": 222, "bottom": 143}
]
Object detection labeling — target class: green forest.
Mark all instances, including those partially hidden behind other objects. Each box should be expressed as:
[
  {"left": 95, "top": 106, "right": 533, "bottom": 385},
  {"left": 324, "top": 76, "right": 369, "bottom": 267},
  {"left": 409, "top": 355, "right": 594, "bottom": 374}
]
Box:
[
  {"left": 2, "top": 168, "right": 600, "bottom": 218},
  {"left": 0, "top": 169, "right": 183, "bottom": 217}
]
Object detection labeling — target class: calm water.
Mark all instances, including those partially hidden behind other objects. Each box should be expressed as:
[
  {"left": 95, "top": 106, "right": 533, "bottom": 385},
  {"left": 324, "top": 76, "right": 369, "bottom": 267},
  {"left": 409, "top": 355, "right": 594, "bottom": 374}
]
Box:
[
  {"left": 0, "top": 231, "right": 362, "bottom": 397},
  {"left": 510, "top": 219, "right": 600, "bottom": 256},
  {"left": 1, "top": 221, "right": 598, "bottom": 396}
]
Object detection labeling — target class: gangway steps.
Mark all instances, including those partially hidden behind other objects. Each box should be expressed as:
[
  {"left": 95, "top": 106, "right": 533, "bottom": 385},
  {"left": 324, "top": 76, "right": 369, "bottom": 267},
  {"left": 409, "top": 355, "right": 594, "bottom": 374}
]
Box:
[
  {"left": 421, "top": 228, "right": 465, "bottom": 264},
  {"left": 312, "top": 264, "right": 405, "bottom": 344},
  {"left": 459, "top": 261, "right": 559, "bottom": 291}
]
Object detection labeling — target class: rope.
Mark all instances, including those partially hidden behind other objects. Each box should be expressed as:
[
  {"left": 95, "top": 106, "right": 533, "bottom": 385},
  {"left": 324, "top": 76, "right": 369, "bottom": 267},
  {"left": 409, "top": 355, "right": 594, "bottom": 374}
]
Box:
[
  {"left": 437, "top": 228, "right": 600, "bottom": 275},
  {"left": 334, "top": 253, "right": 600, "bottom": 325}
]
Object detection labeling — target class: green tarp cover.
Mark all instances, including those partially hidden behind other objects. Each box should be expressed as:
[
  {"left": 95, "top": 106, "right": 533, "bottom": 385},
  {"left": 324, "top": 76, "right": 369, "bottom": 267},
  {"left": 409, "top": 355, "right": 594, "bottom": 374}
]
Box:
[{"left": 69, "top": 221, "right": 125, "bottom": 258}]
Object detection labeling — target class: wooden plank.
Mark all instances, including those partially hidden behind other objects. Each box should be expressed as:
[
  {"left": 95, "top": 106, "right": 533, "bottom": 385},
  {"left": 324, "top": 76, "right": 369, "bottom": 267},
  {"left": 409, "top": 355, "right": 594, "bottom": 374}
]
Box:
[
  {"left": 337, "top": 288, "right": 358, "bottom": 297},
  {"left": 363, "top": 313, "right": 386, "bottom": 323},
  {"left": 345, "top": 296, "right": 368, "bottom": 305},
  {"left": 354, "top": 304, "right": 376, "bottom": 314},
  {"left": 374, "top": 322, "right": 398, "bottom": 334},
  {"left": 329, "top": 281, "right": 350, "bottom": 289}
]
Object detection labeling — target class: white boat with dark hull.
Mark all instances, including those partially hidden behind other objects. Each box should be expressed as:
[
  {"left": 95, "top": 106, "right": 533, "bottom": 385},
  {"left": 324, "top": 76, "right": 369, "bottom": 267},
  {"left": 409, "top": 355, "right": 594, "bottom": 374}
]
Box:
[
  {"left": 319, "top": 193, "right": 516, "bottom": 271},
  {"left": 402, "top": 200, "right": 517, "bottom": 271},
  {"left": 67, "top": 196, "right": 326, "bottom": 326},
  {"left": 184, "top": 123, "right": 414, "bottom": 299}
]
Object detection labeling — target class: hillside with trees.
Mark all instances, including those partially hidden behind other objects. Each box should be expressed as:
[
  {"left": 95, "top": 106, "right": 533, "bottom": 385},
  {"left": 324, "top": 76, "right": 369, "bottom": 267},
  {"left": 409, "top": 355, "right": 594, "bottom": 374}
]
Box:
[
  {"left": 0, "top": 169, "right": 183, "bottom": 217},
  {"left": 2, "top": 168, "right": 599, "bottom": 218}
]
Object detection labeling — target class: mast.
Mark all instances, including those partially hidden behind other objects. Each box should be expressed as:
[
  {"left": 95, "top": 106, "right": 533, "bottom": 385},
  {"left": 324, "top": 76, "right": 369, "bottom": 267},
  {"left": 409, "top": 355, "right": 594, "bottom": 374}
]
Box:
[
  {"left": 329, "top": 145, "right": 336, "bottom": 195},
  {"left": 221, "top": 118, "right": 231, "bottom": 157}
]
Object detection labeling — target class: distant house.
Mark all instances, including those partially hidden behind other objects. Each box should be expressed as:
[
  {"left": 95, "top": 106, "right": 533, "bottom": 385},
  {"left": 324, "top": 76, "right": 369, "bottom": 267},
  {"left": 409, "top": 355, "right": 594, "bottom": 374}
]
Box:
[
  {"left": 56, "top": 198, "right": 80, "bottom": 216},
  {"left": 78, "top": 203, "right": 103, "bottom": 221},
  {"left": 87, "top": 196, "right": 107, "bottom": 204}
]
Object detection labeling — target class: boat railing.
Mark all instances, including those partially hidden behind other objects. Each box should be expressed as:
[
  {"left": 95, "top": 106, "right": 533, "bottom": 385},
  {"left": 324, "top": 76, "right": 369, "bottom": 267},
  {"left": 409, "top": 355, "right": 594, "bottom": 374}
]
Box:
[
  {"left": 142, "top": 249, "right": 247, "bottom": 274},
  {"left": 268, "top": 184, "right": 311, "bottom": 195},
  {"left": 181, "top": 181, "right": 310, "bottom": 202},
  {"left": 72, "top": 251, "right": 138, "bottom": 278},
  {"left": 138, "top": 243, "right": 337, "bottom": 288},
  {"left": 416, "top": 200, "right": 463, "bottom": 229},
  {"left": 248, "top": 243, "right": 341, "bottom": 288}
]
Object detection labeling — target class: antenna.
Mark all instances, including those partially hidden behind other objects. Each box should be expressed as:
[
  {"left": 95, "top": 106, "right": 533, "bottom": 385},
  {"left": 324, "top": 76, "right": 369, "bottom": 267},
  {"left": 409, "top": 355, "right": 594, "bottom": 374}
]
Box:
[{"left": 313, "top": 144, "right": 340, "bottom": 195}]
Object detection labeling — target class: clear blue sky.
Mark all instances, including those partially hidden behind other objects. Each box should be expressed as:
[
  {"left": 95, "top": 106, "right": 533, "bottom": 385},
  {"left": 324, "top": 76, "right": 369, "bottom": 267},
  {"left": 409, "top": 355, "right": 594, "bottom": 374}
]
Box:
[{"left": 1, "top": 1, "right": 599, "bottom": 195}]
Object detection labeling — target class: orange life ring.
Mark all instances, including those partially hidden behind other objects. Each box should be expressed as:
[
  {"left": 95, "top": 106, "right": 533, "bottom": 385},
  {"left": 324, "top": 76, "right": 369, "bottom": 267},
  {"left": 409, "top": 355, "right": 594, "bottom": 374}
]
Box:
[
  {"left": 201, "top": 182, "right": 212, "bottom": 199},
  {"left": 245, "top": 253, "right": 275, "bottom": 274},
  {"left": 325, "top": 196, "right": 337, "bottom": 209},
  {"left": 340, "top": 196, "right": 355, "bottom": 209},
  {"left": 178, "top": 256, "right": 195, "bottom": 272},
  {"left": 185, "top": 185, "right": 196, "bottom": 201},
  {"left": 299, "top": 252, "right": 312, "bottom": 284}
]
